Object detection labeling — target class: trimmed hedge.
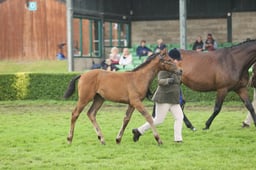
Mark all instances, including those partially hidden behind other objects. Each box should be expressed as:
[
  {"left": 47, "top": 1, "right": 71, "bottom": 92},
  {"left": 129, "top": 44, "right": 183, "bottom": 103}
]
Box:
[
  {"left": 0, "top": 73, "right": 79, "bottom": 101},
  {"left": 0, "top": 73, "right": 253, "bottom": 102}
]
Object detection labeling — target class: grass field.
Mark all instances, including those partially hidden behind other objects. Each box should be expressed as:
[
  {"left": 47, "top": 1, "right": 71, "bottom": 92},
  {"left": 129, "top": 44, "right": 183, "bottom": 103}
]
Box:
[
  {"left": 0, "top": 60, "right": 68, "bottom": 73},
  {"left": 0, "top": 100, "right": 255, "bottom": 170}
]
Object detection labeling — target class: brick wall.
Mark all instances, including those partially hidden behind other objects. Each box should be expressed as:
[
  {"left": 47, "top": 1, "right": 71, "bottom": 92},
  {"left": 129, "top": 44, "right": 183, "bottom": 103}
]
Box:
[{"left": 131, "top": 11, "right": 256, "bottom": 47}]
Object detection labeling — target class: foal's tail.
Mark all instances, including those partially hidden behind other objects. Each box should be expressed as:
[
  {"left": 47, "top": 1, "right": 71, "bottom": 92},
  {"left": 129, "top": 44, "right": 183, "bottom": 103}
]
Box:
[{"left": 63, "top": 75, "right": 81, "bottom": 99}]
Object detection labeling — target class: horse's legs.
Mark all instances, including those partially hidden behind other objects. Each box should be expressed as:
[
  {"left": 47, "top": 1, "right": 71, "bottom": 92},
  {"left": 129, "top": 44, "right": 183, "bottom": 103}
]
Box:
[
  {"left": 204, "top": 89, "right": 227, "bottom": 130},
  {"left": 67, "top": 100, "right": 88, "bottom": 144},
  {"left": 236, "top": 88, "right": 256, "bottom": 127},
  {"left": 183, "top": 112, "right": 195, "bottom": 130},
  {"left": 116, "top": 105, "right": 135, "bottom": 144},
  {"left": 87, "top": 94, "right": 106, "bottom": 144},
  {"left": 132, "top": 100, "right": 162, "bottom": 145}
]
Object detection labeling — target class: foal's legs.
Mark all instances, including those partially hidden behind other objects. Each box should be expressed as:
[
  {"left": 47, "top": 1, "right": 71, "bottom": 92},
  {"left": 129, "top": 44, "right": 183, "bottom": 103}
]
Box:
[
  {"left": 67, "top": 100, "right": 89, "bottom": 144},
  {"left": 132, "top": 100, "right": 163, "bottom": 145},
  {"left": 204, "top": 89, "right": 227, "bottom": 130},
  {"left": 87, "top": 94, "right": 106, "bottom": 144},
  {"left": 116, "top": 105, "right": 135, "bottom": 144}
]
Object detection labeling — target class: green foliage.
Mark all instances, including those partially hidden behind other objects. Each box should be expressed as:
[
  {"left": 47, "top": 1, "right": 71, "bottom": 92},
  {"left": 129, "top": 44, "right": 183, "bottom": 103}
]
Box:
[
  {"left": 12, "top": 72, "right": 30, "bottom": 99},
  {"left": 0, "top": 74, "right": 17, "bottom": 100},
  {"left": 0, "top": 73, "right": 253, "bottom": 101},
  {"left": 26, "top": 73, "right": 78, "bottom": 100},
  {"left": 0, "top": 73, "right": 79, "bottom": 101}
]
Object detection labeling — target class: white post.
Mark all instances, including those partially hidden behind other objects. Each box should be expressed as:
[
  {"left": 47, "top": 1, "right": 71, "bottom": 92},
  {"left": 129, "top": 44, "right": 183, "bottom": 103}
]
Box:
[
  {"left": 179, "top": 0, "right": 187, "bottom": 50},
  {"left": 66, "top": 0, "right": 74, "bottom": 72}
]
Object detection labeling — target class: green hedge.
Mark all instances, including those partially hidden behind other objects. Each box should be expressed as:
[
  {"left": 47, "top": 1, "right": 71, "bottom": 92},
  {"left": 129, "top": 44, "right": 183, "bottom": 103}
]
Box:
[
  {"left": 0, "top": 73, "right": 253, "bottom": 102},
  {"left": 0, "top": 73, "right": 78, "bottom": 101}
]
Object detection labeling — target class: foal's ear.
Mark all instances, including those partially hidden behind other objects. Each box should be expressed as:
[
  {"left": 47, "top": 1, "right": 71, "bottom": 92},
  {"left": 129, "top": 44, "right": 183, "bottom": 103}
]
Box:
[{"left": 160, "top": 48, "right": 167, "bottom": 55}]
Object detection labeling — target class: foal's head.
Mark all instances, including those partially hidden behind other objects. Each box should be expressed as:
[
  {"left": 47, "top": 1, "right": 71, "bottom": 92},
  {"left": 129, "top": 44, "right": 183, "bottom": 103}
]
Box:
[{"left": 158, "top": 49, "right": 180, "bottom": 72}]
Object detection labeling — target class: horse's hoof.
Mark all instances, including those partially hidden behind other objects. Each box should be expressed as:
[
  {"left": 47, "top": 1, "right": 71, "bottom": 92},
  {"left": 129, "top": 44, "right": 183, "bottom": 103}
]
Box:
[
  {"left": 190, "top": 127, "right": 197, "bottom": 131},
  {"left": 203, "top": 127, "right": 209, "bottom": 130},
  {"left": 101, "top": 141, "right": 106, "bottom": 145}
]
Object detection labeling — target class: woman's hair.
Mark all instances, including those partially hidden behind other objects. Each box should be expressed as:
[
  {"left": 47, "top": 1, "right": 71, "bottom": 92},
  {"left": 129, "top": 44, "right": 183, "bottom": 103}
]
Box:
[{"left": 111, "top": 47, "right": 119, "bottom": 53}]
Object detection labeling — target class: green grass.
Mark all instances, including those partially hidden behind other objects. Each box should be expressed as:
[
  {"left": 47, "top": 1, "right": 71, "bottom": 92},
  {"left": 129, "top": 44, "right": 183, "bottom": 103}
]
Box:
[
  {"left": 0, "top": 100, "right": 255, "bottom": 169},
  {"left": 0, "top": 60, "right": 68, "bottom": 73}
]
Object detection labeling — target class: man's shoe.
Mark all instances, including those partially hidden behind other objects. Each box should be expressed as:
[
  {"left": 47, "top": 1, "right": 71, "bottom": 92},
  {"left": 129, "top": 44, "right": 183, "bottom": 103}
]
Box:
[
  {"left": 132, "top": 128, "right": 141, "bottom": 142},
  {"left": 242, "top": 122, "right": 250, "bottom": 128}
]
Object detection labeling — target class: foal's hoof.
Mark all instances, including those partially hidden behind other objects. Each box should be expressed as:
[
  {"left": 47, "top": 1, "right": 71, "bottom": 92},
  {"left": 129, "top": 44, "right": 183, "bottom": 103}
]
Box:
[
  {"left": 67, "top": 136, "right": 73, "bottom": 144},
  {"left": 101, "top": 141, "right": 106, "bottom": 145},
  {"left": 116, "top": 138, "right": 121, "bottom": 144},
  {"left": 158, "top": 140, "right": 163, "bottom": 145}
]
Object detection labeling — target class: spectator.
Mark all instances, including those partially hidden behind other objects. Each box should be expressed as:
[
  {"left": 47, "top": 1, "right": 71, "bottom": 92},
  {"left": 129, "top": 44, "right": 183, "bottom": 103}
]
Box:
[
  {"left": 154, "top": 39, "right": 167, "bottom": 53},
  {"left": 56, "top": 43, "right": 66, "bottom": 60},
  {"left": 136, "top": 40, "right": 153, "bottom": 59},
  {"left": 119, "top": 48, "right": 133, "bottom": 68},
  {"left": 109, "top": 47, "right": 120, "bottom": 65},
  {"left": 203, "top": 33, "right": 218, "bottom": 51},
  {"left": 104, "top": 59, "right": 117, "bottom": 71},
  {"left": 101, "top": 47, "right": 120, "bottom": 71},
  {"left": 192, "top": 36, "right": 204, "bottom": 51}
]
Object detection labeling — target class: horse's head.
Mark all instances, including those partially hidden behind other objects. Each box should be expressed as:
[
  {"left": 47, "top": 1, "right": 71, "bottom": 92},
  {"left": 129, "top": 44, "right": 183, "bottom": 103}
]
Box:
[{"left": 158, "top": 49, "right": 181, "bottom": 73}]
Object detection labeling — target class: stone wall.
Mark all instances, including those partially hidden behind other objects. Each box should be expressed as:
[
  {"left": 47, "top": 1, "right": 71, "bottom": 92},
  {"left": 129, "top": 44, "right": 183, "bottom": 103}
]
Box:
[
  {"left": 73, "top": 58, "right": 102, "bottom": 72},
  {"left": 131, "top": 11, "right": 256, "bottom": 46}
]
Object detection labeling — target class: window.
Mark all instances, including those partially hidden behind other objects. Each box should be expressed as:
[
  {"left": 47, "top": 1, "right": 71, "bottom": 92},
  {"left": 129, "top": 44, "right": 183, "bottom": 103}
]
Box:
[{"left": 73, "top": 17, "right": 130, "bottom": 58}]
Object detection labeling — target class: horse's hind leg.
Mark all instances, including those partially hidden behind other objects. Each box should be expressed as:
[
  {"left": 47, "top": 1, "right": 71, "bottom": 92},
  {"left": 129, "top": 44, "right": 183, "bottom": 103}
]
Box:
[
  {"left": 67, "top": 101, "right": 88, "bottom": 144},
  {"left": 116, "top": 105, "right": 135, "bottom": 144},
  {"left": 87, "top": 94, "right": 105, "bottom": 144}
]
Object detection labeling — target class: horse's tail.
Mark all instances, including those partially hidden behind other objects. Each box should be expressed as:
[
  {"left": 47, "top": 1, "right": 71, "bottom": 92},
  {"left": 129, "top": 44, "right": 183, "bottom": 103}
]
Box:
[{"left": 63, "top": 75, "right": 81, "bottom": 99}]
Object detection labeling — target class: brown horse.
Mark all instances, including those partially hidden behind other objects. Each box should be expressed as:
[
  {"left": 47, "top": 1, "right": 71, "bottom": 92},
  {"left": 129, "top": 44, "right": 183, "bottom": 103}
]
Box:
[
  {"left": 179, "top": 39, "right": 256, "bottom": 129},
  {"left": 64, "top": 51, "right": 179, "bottom": 145}
]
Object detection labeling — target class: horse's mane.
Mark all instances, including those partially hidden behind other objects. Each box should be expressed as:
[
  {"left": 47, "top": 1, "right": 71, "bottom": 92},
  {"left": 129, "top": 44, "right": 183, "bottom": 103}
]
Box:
[
  {"left": 230, "top": 39, "right": 256, "bottom": 48},
  {"left": 131, "top": 53, "right": 160, "bottom": 72}
]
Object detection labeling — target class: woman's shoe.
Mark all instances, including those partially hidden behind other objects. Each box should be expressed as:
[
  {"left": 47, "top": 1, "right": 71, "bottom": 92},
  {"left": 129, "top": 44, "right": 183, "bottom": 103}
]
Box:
[
  {"left": 242, "top": 122, "right": 250, "bottom": 128},
  {"left": 132, "top": 128, "right": 141, "bottom": 142}
]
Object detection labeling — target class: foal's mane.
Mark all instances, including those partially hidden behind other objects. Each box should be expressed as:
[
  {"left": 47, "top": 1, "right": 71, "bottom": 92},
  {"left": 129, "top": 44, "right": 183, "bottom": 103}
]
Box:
[{"left": 131, "top": 53, "right": 160, "bottom": 72}]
